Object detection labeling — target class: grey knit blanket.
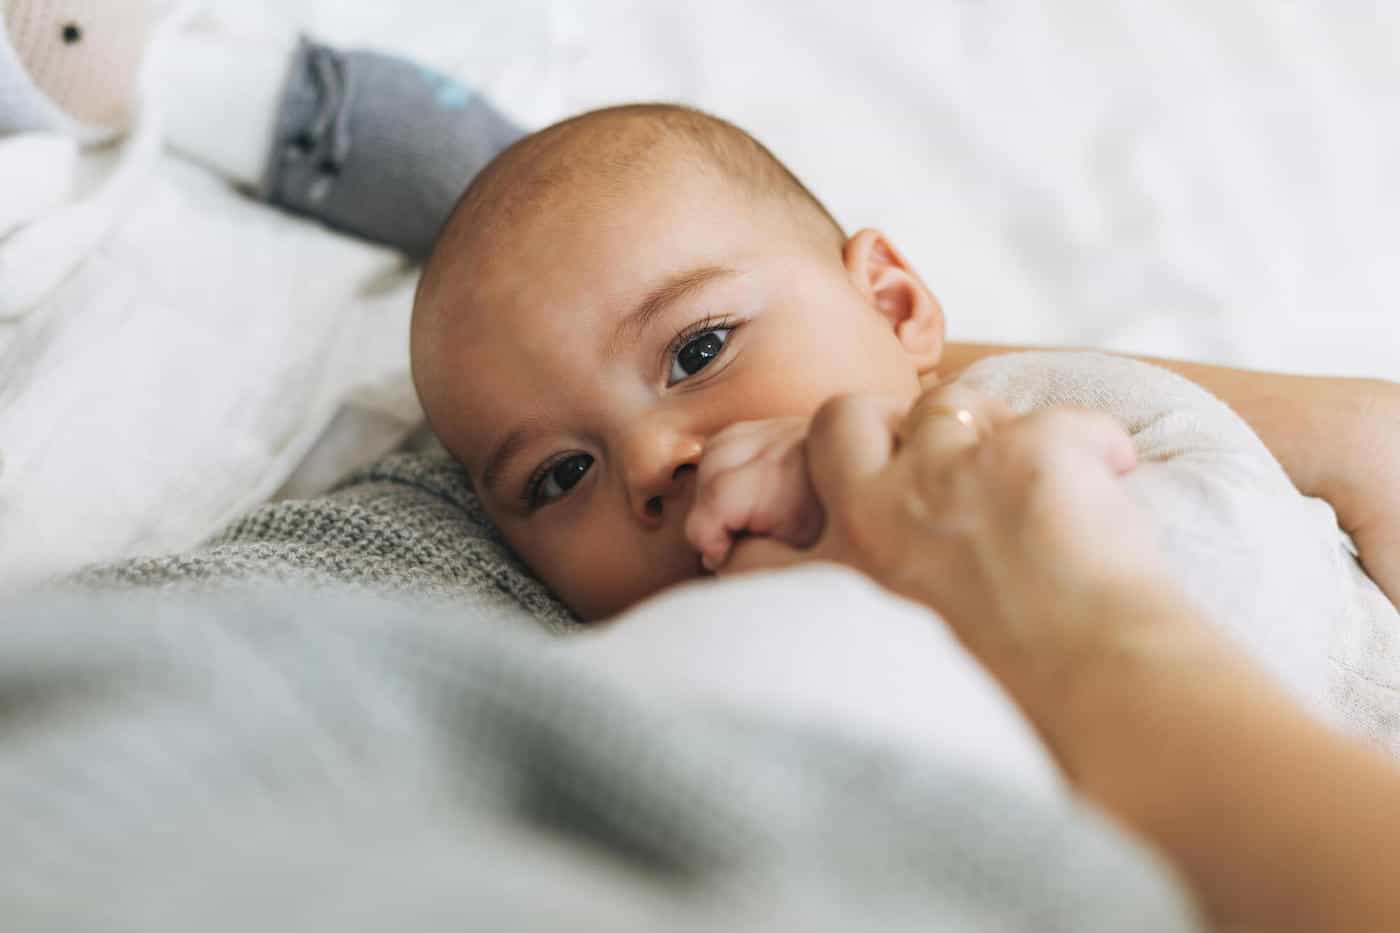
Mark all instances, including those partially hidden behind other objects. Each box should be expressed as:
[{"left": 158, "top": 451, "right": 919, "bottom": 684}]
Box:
[
  {"left": 72, "top": 446, "right": 581, "bottom": 633},
  {"left": 0, "top": 584, "right": 1202, "bottom": 931}
]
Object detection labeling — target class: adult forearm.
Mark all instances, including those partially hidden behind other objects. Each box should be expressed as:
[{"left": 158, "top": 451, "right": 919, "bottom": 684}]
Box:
[
  {"left": 1040, "top": 589, "right": 1400, "bottom": 933},
  {"left": 1127, "top": 357, "right": 1391, "bottom": 508}
]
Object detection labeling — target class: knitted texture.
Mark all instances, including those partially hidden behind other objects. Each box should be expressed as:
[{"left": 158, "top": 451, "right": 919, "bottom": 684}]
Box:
[
  {"left": 1, "top": 0, "right": 148, "bottom": 132},
  {"left": 259, "top": 37, "right": 523, "bottom": 258},
  {"left": 73, "top": 448, "right": 581, "bottom": 633}
]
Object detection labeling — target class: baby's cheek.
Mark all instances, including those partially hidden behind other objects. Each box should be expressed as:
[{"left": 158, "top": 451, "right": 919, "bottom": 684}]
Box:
[{"left": 516, "top": 518, "right": 693, "bottom": 622}]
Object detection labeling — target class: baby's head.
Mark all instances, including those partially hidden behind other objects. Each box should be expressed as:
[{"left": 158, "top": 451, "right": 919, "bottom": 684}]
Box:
[{"left": 412, "top": 104, "right": 946, "bottom": 620}]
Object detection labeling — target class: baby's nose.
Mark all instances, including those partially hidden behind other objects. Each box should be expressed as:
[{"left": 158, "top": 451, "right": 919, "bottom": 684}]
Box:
[{"left": 642, "top": 461, "right": 698, "bottom": 521}]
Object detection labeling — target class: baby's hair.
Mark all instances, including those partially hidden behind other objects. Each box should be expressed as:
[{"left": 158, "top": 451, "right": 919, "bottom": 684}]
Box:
[
  {"left": 411, "top": 103, "right": 847, "bottom": 422},
  {"left": 415, "top": 103, "right": 845, "bottom": 322}
]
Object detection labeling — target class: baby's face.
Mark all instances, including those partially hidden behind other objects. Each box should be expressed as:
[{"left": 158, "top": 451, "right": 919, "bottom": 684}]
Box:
[{"left": 422, "top": 160, "right": 936, "bottom": 620}]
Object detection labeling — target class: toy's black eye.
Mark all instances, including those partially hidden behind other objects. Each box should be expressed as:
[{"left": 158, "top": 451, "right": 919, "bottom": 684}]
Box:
[{"left": 61, "top": 23, "right": 83, "bottom": 44}]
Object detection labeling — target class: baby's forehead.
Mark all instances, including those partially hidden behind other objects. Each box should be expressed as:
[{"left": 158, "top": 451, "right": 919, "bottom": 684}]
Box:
[
  {"left": 418, "top": 135, "right": 808, "bottom": 421},
  {"left": 448, "top": 159, "right": 679, "bottom": 293},
  {"left": 463, "top": 162, "right": 753, "bottom": 301}
]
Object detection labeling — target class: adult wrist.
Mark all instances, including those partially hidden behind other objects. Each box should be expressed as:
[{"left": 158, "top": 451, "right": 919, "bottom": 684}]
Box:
[{"left": 1013, "top": 581, "right": 1234, "bottom": 774}]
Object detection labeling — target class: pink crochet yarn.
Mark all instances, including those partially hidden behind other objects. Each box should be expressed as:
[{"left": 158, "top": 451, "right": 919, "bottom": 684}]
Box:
[{"left": 1, "top": 0, "right": 149, "bottom": 136}]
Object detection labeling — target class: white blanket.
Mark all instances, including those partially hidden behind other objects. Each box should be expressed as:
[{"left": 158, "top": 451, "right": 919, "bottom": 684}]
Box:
[{"left": 577, "top": 351, "right": 1399, "bottom": 797}]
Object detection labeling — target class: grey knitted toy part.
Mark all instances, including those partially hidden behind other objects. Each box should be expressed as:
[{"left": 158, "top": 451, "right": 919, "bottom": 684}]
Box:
[{"left": 259, "top": 36, "right": 523, "bottom": 259}]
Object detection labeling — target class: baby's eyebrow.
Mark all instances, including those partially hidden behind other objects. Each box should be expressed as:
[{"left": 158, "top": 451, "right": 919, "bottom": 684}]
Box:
[
  {"left": 480, "top": 422, "right": 546, "bottom": 502},
  {"left": 606, "top": 265, "right": 736, "bottom": 359}
]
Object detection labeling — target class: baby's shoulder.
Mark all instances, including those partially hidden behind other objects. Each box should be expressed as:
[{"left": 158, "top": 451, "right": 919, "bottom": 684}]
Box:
[
  {"left": 956, "top": 350, "right": 1214, "bottom": 420},
  {"left": 958, "top": 350, "right": 1248, "bottom": 448}
]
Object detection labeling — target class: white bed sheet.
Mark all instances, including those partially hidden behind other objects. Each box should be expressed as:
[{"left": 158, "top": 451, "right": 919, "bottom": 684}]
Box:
[
  {"left": 0, "top": 156, "right": 420, "bottom": 586},
  {"left": 302, "top": 0, "right": 1400, "bottom": 376},
  {"left": 2, "top": 0, "right": 1396, "bottom": 588}
]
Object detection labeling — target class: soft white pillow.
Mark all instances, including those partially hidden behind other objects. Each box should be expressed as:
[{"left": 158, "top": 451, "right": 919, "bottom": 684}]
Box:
[{"left": 0, "top": 155, "right": 420, "bottom": 589}]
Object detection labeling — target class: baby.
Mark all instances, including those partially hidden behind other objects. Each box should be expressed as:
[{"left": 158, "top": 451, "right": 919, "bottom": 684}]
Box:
[
  {"left": 411, "top": 106, "right": 1397, "bottom": 723},
  {"left": 412, "top": 103, "right": 950, "bottom": 621}
]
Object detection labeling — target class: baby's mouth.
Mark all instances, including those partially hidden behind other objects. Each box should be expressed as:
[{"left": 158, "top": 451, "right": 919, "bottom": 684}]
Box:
[{"left": 696, "top": 553, "right": 716, "bottom": 578}]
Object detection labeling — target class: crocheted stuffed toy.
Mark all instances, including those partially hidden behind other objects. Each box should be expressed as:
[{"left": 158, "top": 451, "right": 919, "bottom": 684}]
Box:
[
  {"left": 162, "top": 22, "right": 522, "bottom": 259},
  {"left": 1, "top": 0, "right": 150, "bottom": 140},
  {"left": 0, "top": 0, "right": 150, "bottom": 139},
  {"left": 1, "top": 2, "right": 519, "bottom": 318},
  {"left": 0, "top": 0, "right": 163, "bottom": 317}
]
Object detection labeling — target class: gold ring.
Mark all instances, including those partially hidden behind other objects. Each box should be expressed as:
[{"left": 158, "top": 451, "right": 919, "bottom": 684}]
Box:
[{"left": 923, "top": 405, "right": 979, "bottom": 435}]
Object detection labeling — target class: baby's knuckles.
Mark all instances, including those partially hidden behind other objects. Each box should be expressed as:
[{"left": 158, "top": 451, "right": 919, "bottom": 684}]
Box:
[
  {"left": 696, "top": 426, "right": 764, "bottom": 482},
  {"left": 698, "top": 418, "right": 803, "bottom": 484}
]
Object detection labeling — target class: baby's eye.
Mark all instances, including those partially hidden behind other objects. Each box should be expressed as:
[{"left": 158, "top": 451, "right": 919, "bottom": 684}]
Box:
[
  {"left": 668, "top": 327, "right": 732, "bottom": 386},
  {"left": 528, "top": 453, "right": 593, "bottom": 509}
]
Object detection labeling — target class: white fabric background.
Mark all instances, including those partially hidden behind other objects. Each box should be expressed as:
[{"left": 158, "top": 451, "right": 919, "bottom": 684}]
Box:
[
  {"left": 297, "top": 0, "right": 1400, "bottom": 374},
  {"left": 1, "top": 0, "right": 1397, "bottom": 587}
]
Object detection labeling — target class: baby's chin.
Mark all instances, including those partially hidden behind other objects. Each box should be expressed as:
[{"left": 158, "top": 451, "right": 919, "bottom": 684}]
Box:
[
  {"left": 590, "top": 543, "right": 816, "bottom": 622},
  {"left": 570, "top": 551, "right": 715, "bottom": 622}
]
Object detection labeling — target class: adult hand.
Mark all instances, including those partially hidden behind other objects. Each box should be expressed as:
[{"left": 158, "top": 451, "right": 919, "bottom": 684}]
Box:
[
  {"left": 724, "top": 379, "right": 1400, "bottom": 933},
  {"left": 721, "top": 381, "right": 1182, "bottom": 720}
]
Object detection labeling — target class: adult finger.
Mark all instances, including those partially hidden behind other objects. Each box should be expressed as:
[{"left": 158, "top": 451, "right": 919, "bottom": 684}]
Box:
[
  {"left": 905, "top": 378, "right": 1009, "bottom": 425},
  {"left": 1005, "top": 408, "right": 1138, "bottom": 477},
  {"left": 901, "top": 381, "right": 1002, "bottom": 463},
  {"left": 804, "top": 394, "right": 904, "bottom": 507}
]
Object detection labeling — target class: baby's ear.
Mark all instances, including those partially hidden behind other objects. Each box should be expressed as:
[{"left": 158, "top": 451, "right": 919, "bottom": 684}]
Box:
[{"left": 842, "top": 228, "right": 945, "bottom": 371}]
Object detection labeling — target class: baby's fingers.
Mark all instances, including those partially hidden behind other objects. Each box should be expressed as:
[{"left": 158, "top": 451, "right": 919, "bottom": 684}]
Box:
[{"left": 685, "top": 468, "right": 762, "bottom": 571}]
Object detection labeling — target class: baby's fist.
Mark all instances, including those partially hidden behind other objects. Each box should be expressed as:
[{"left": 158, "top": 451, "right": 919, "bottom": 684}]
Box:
[{"left": 684, "top": 417, "right": 824, "bottom": 572}]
